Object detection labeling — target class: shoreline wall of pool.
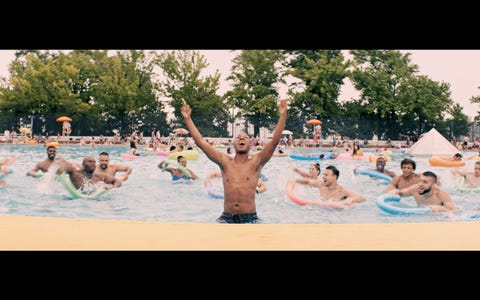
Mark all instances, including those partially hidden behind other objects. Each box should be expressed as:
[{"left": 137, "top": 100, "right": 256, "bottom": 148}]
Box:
[{"left": 1, "top": 214, "right": 480, "bottom": 250}]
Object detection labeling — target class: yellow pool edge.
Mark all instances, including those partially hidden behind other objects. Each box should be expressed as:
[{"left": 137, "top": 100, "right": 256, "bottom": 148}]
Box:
[{"left": 1, "top": 214, "right": 480, "bottom": 250}]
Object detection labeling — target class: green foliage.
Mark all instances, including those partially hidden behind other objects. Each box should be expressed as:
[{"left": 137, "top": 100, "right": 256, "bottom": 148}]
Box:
[
  {"left": 349, "top": 50, "right": 453, "bottom": 139},
  {"left": 225, "top": 50, "right": 285, "bottom": 136},
  {"left": 156, "top": 50, "right": 228, "bottom": 137},
  {"left": 0, "top": 49, "right": 475, "bottom": 141},
  {"left": 469, "top": 86, "right": 480, "bottom": 121},
  {"left": 446, "top": 103, "right": 470, "bottom": 138},
  {"left": 0, "top": 50, "right": 168, "bottom": 136},
  {"left": 284, "top": 50, "right": 348, "bottom": 137}
]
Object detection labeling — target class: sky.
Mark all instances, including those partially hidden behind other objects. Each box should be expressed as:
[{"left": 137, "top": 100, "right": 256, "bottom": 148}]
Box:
[{"left": 1, "top": 49, "right": 480, "bottom": 118}]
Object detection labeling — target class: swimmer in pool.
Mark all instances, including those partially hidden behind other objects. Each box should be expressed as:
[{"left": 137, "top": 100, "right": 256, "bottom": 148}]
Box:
[
  {"left": 158, "top": 155, "right": 199, "bottom": 181},
  {"left": 388, "top": 171, "right": 455, "bottom": 212},
  {"left": 57, "top": 156, "right": 121, "bottom": 190},
  {"left": 295, "top": 165, "right": 365, "bottom": 206}
]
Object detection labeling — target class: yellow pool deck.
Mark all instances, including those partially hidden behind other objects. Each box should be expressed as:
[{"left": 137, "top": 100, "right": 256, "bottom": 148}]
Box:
[{"left": 1, "top": 214, "right": 480, "bottom": 250}]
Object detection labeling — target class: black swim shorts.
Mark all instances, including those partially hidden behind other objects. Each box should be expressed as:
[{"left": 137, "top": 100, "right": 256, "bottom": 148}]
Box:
[{"left": 216, "top": 212, "right": 259, "bottom": 224}]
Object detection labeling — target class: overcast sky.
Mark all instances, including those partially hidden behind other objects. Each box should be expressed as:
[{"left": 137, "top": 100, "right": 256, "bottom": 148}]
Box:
[{"left": 2, "top": 49, "right": 479, "bottom": 118}]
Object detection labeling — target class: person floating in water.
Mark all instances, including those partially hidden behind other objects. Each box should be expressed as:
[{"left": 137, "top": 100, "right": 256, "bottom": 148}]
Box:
[
  {"left": 354, "top": 156, "right": 396, "bottom": 179},
  {"left": 26, "top": 145, "right": 70, "bottom": 177},
  {"left": 292, "top": 163, "right": 321, "bottom": 180},
  {"left": 130, "top": 140, "right": 140, "bottom": 156},
  {"left": 388, "top": 171, "right": 455, "bottom": 213},
  {"left": 384, "top": 158, "right": 420, "bottom": 192},
  {"left": 96, "top": 151, "right": 133, "bottom": 182},
  {"left": 158, "top": 155, "right": 199, "bottom": 181},
  {"left": 295, "top": 165, "right": 365, "bottom": 206},
  {"left": 57, "top": 156, "right": 121, "bottom": 191},
  {"left": 452, "top": 161, "right": 480, "bottom": 187}
]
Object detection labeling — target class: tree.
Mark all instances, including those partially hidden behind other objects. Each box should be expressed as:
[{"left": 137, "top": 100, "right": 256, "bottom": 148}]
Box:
[
  {"left": 156, "top": 50, "right": 228, "bottom": 137},
  {"left": 0, "top": 51, "right": 91, "bottom": 134},
  {"left": 446, "top": 103, "right": 470, "bottom": 140},
  {"left": 350, "top": 50, "right": 420, "bottom": 139},
  {"left": 284, "top": 50, "right": 349, "bottom": 138},
  {"left": 469, "top": 86, "right": 480, "bottom": 122},
  {"left": 225, "top": 50, "right": 285, "bottom": 137},
  {"left": 86, "top": 50, "right": 167, "bottom": 136},
  {"left": 0, "top": 50, "right": 167, "bottom": 136},
  {"left": 396, "top": 75, "right": 453, "bottom": 135}
]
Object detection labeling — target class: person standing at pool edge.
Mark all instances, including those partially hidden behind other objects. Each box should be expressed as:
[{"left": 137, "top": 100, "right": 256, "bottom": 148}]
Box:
[{"left": 181, "top": 98, "right": 288, "bottom": 223}]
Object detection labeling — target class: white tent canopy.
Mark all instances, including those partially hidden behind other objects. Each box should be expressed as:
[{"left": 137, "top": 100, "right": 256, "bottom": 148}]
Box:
[{"left": 405, "top": 128, "right": 458, "bottom": 156}]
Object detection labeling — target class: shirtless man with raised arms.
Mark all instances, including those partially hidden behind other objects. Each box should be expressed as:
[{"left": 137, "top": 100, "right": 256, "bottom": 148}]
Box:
[{"left": 181, "top": 98, "right": 287, "bottom": 223}]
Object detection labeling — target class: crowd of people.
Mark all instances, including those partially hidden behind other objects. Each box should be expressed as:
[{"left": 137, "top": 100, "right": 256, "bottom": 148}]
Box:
[{"left": 2, "top": 97, "right": 480, "bottom": 223}]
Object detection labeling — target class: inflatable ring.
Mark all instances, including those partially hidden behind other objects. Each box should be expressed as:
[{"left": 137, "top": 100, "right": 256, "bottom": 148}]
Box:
[
  {"left": 142, "top": 147, "right": 156, "bottom": 154},
  {"left": 354, "top": 169, "right": 393, "bottom": 183},
  {"left": 428, "top": 156, "right": 465, "bottom": 167},
  {"left": 454, "top": 176, "right": 480, "bottom": 193},
  {"left": 376, "top": 193, "right": 430, "bottom": 215},
  {"left": 120, "top": 153, "right": 140, "bottom": 160},
  {"left": 57, "top": 172, "right": 107, "bottom": 199},
  {"left": 203, "top": 177, "right": 224, "bottom": 199},
  {"left": 33, "top": 172, "right": 44, "bottom": 178},
  {"left": 336, "top": 152, "right": 371, "bottom": 161},
  {"left": 168, "top": 150, "right": 200, "bottom": 161},
  {"left": 369, "top": 155, "right": 391, "bottom": 163},
  {"left": 285, "top": 180, "right": 354, "bottom": 209},
  {"left": 321, "top": 152, "right": 337, "bottom": 160},
  {"left": 45, "top": 141, "right": 59, "bottom": 148},
  {"left": 289, "top": 155, "right": 321, "bottom": 161},
  {"left": 379, "top": 150, "right": 393, "bottom": 155},
  {"left": 156, "top": 149, "right": 169, "bottom": 157}
]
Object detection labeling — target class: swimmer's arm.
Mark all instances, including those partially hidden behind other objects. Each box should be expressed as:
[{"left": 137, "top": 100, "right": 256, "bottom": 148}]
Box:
[
  {"left": 114, "top": 164, "right": 132, "bottom": 181},
  {"left": 115, "top": 164, "right": 132, "bottom": 175},
  {"left": 293, "top": 167, "right": 309, "bottom": 178},
  {"left": 342, "top": 189, "right": 366, "bottom": 205},
  {"left": 187, "top": 169, "right": 199, "bottom": 180},
  {"left": 257, "top": 99, "right": 288, "bottom": 164},
  {"left": 296, "top": 177, "right": 316, "bottom": 186},
  {"left": 181, "top": 98, "right": 222, "bottom": 164},
  {"left": 386, "top": 170, "right": 396, "bottom": 178},
  {"left": 111, "top": 176, "right": 122, "bottom": 189},
  {"left": 256, "top": 179, "right": 267, "bottom": 194},
  {"left": 451, "top": 169, "right": 468, "bottom": 178},
  {"left": 384, "top": 177, "right": 399, "bottom": 192},
  {"left": 99, "top": 177, "right": 122, "bottom": 190},
  {"left": 56, "top": 160, "right": 77, "bottom": 174},
  {"left": 205, "top": 171, "right": 221, "bottom": 180},
  {"left": 27, "top": 163, "right": 41, "bottom": 176},
  {"left": 158, "top": 161, "right": 173, "bottom": 173},
  {"left": 392, "top": 184, "right": 418, "bottom": 196},
  {"left": 204, "top": 171, "right": 221, "bottom": 186},
  {"left": 0, "top": 157, "right": 15, "bottom": 167},
  {"left": 430, "top": 191, "right": 455, "bottom": 212}
]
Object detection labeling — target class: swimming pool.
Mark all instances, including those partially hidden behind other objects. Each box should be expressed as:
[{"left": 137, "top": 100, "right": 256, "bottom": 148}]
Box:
[{"left": 1, "top": 144, "right": 478, "bottom": 224}]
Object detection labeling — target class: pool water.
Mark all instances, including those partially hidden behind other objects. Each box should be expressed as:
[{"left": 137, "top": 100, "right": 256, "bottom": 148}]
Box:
[{"left": 0, "top": 144, "right": 479, "bottom": 224}]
